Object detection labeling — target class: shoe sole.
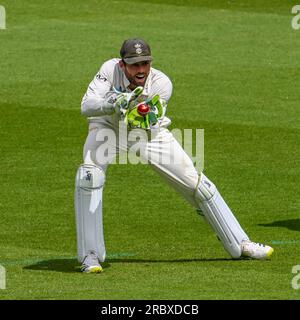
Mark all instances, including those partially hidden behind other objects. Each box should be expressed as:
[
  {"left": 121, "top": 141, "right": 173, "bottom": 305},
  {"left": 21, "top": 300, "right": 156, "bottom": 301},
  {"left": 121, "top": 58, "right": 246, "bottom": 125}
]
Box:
[
  {"left": 266, "top": 247, "right": 274, "bottom": 258},
  {"left": 241, "top": 247, "right": 274, "bottom": 260},
  {"left": 83, "top": 266, "right": 103, "bottom": 274}
]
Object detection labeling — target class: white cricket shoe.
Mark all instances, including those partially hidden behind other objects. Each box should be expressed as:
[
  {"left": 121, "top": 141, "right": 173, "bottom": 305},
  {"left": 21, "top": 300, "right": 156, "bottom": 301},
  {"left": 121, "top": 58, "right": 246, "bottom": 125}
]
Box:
[
  {"left": 81, "top": 250, "right": 103, "bottom": 273},
  {"left": 241, "top": 240, "right": 274, "bottom": 260}
]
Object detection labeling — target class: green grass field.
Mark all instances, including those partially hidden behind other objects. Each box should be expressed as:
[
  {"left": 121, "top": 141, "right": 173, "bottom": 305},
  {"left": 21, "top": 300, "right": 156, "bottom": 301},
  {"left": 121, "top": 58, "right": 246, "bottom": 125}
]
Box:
[{"left": 0, "top": 0, "right": 300, "bottom": 300}]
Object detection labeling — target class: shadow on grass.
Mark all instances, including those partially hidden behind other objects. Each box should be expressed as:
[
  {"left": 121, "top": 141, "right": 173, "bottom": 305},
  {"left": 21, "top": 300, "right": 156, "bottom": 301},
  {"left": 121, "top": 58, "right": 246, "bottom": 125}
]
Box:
[
  {"left": 23, "top": 258, "right": 82, "bottom": 274},
  {"left": 23, "top": 257, "right": 235, "bottom": 273},
  {"left": 258, "top": 219, "right": 300, "bottom": 232}
]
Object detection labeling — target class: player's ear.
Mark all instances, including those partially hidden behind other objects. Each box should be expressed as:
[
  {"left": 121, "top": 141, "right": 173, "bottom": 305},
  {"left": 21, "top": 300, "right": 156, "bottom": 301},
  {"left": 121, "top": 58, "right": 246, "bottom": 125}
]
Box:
[{"left": 119, "top": 60, "right": 125, "bottom": 70}]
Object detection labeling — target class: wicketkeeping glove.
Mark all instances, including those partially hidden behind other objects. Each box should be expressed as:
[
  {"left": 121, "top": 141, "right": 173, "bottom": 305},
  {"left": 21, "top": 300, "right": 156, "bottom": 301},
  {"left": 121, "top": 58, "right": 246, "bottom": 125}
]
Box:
[
  {"left": 113, "top": 86, "right": 144, "bottom": 115},
  {"left": 124, "top": 95, "right": 165, "bottom": 130},
  {"left": 103, "top": 86, "right": 144, "bottom": 115}
]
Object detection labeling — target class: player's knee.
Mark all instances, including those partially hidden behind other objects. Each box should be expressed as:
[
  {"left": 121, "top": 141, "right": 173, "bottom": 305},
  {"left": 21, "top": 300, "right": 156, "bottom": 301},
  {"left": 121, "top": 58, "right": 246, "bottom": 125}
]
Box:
[
  {"left": 194, "top": 173, "right": 217, "bottom": 203},
  {"left": 76, "top": 164, "right": 105, "bottom": 189}
]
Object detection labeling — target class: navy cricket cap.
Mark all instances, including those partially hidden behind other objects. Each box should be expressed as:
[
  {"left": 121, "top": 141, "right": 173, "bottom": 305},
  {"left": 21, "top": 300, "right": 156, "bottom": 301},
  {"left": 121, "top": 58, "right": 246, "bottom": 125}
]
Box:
[{"left": 120, "top": 38, "right": 153, "bottom": 64}]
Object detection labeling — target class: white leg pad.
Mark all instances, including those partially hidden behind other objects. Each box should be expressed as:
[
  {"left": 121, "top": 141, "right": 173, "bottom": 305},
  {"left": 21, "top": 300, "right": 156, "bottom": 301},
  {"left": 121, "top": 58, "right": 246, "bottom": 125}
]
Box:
[
  {"left": 75, "top": 164, "right": 106, "bottom": 263},
  {"left": 195, "top": 173, "right": 249, "bottom": 258}
]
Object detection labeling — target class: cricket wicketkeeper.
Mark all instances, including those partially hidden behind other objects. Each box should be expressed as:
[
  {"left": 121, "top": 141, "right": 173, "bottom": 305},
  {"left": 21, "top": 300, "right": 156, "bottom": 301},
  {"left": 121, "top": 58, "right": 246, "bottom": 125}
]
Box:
[{"left": 75, "top": 38, "right": 274, "bottom": 273}]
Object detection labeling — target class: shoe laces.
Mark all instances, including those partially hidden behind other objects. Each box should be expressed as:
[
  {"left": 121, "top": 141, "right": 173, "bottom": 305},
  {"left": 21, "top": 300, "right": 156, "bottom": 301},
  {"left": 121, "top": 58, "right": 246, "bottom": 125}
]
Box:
[
  {"left": 242, "top": 241, "right": 266, "bottom": 250},
  {"left": 83, "top": 250, "right": 100, "bottom": 266}
]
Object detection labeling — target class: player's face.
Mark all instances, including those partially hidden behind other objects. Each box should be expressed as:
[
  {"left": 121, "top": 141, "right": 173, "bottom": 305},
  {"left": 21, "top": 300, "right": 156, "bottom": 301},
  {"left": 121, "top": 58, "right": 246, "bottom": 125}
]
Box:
[{"left": 120, "top": 60, "right": 151, "bottom": 89}]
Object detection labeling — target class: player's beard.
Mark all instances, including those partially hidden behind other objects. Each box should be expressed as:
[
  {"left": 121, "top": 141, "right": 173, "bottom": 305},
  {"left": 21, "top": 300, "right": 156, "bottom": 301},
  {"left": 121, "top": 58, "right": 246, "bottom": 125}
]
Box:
[{"left": 125, "top": 68, "right": 149, "bottom": 89}]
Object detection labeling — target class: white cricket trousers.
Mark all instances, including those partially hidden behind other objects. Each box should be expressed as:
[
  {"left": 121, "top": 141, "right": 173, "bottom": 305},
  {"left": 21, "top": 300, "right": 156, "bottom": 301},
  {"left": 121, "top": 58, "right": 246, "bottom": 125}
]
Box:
[
  {"left": 83, "top": 121, "right": 200, "bottom": 207},
  {"left": 75, "top": 121, "right": 248, "bottom": 262}
]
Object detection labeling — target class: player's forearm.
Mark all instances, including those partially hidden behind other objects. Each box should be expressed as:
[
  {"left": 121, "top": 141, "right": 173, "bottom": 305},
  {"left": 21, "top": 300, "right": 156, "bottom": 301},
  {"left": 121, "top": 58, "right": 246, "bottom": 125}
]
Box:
[{"left": 81, "top": 94, "right": 114, "bottom": 117}]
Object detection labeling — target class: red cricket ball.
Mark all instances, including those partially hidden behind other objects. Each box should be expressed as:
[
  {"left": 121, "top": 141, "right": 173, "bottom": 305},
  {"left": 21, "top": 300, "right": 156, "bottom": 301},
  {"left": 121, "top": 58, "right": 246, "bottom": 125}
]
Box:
[{"left": 137, "top": 103, "right": 150, "bottom": 116}]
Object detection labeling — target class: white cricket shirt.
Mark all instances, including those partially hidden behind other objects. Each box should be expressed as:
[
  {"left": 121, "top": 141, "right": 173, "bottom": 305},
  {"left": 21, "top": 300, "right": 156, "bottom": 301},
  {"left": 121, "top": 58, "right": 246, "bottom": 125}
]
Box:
[{"left": 81, "top": 58, "right": 173, "bottom": 127}]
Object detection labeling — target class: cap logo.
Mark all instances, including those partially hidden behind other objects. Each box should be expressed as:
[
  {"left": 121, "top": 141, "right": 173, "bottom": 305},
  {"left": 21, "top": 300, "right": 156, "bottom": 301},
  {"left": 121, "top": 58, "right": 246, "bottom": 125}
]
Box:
[{"left": 134, "top": 43, "right": 142, "bottom": 55}]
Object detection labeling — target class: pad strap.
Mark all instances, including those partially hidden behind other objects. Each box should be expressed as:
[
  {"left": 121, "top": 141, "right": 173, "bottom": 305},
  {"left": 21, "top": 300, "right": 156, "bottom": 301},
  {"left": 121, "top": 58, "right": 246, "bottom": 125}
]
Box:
[{"left": 77, "top": 164, "right": 105, "bottom": 189}]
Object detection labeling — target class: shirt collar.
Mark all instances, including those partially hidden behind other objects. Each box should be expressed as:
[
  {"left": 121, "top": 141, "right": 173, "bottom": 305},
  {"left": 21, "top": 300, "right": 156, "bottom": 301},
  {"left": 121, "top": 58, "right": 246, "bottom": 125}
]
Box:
[
  {"left": 123, "top": 72, "right": 131, "bottom": 89},
  {"left": 142, "top": 69, "right": 152, "bottom": 96}
]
